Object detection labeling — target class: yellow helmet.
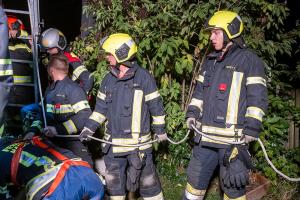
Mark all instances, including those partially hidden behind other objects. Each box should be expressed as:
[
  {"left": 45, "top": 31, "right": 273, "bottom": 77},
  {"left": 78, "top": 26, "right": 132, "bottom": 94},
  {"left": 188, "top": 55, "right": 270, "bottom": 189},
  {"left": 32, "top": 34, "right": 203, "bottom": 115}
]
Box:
[
  {"left": 206, "top": 11, "right": 244, "bottom": 39},
  {"left": 100, "top": 33, "right": 138, "bottom": 63}
]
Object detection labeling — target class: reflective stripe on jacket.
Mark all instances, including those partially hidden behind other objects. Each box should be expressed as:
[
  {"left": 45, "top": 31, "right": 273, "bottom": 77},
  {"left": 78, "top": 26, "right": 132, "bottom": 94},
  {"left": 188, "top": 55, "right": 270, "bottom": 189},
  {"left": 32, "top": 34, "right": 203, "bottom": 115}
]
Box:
[
  {"left": 63, "top": 51, "right": 94, "bottom": 94},
  {"left": 45, "top": 77, "right": 92, "bottom": 135},
  {"left": 187, "top": 44, "right": 268, "bottom": 148}
]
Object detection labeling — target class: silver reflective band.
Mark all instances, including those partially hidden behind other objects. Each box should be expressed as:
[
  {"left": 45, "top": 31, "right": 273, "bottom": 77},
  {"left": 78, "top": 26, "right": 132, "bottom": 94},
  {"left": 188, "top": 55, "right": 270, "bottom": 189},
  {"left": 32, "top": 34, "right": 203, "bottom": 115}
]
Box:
[
  {"left": 196, "top": 75, "right": 204, "bottom": 83},
  {"left": 152, "top": 115, "right": 165, "bottom": 125},
  {"left": 63, "top": 119, "right": 77, "bottom": 134},
  {"left": 72, "top": 100, "right": 90, "bottom": 113},
  {"left": 185, "top": 190, "right": 203, "bottom": 200},
  {"left": 245, "top": 106, "right": 265, "bottom": 122},
  {"left": 0, "top": 59, "right": 12, "bottom": 65},
  {"left": 13, "top": 75, "right": 32, "bottom": 83},
  {"left": 131, "top": 90, "right": 143, "bottom": 133},
  {"left": 72, "top": 65, "right": 88, "bottom": 81},
  {"left": 90, "top": 112, "right": 106, "bottom": 124},
  {"left": 26, "top": 164, "right": 61, "bottom": 200},
  {"left": 110, "top": 196, "right": 126, "bottom": 200},
  {"left": 226, "top": 72, "right": 244, "bottom": 124},
  {"left": 246, "top": 77, "right": 266, "bottom": 87},
  {"left": 189, "top": 98, "right": 203, "bottom": 112},
  {"left": 145, "top": 91, "right": 160, "bottom": 102}
]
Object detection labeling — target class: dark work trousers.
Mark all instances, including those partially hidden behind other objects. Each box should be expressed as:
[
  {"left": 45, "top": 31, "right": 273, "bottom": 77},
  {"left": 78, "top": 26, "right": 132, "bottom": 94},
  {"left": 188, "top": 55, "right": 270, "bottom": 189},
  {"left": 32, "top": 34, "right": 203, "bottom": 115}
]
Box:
[{"left": 184, "top": 145, "right": 247, "bottom": 199}]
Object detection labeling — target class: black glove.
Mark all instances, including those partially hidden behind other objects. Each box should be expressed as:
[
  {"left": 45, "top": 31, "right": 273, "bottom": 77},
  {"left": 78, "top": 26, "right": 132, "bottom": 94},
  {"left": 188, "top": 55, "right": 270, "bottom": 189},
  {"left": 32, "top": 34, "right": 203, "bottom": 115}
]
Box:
[
  {"left": 79, "top": 127, "right": 94, "bottom": 142},
  {"left": 221, "top": 159, "right": 249, "bottom": 188},
  {"left": 221, "top": 145, "right": 251, "bottom": 188}
]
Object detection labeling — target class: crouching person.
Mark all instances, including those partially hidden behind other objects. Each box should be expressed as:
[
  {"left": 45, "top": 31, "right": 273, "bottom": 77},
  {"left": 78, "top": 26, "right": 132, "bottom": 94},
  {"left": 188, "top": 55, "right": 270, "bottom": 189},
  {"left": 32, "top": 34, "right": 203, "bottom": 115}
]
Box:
[{"left": 0, "top": 136, "right": 104, "bottom": 200}]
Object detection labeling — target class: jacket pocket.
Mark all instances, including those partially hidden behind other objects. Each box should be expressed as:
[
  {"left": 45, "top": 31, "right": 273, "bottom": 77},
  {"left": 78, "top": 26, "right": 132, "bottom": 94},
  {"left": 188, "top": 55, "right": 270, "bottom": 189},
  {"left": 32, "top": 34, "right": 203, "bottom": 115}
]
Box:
[{"left": 213, "top": 68, "right": 233, "bottom": 125}]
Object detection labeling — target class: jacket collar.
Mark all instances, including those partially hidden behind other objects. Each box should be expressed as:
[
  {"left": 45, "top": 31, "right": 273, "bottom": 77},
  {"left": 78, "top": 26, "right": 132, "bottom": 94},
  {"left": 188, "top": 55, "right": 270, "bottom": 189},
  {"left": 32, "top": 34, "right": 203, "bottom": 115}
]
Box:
[
  {"left": 208, "top": 43, "right": 240, "bottom": 62},
  {"left": 112, "top": 62, "right": 139, "bottom": 81},
  {"left": 49, "top": 76, "right": 70, "bottom": 90}
]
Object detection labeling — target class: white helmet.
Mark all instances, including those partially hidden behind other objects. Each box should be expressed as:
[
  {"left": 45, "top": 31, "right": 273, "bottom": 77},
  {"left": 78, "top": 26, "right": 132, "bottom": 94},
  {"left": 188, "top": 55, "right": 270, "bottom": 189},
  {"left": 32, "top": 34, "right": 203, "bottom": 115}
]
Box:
[{"left": 41, "top": 28, "right": 67, "bottom": 50}]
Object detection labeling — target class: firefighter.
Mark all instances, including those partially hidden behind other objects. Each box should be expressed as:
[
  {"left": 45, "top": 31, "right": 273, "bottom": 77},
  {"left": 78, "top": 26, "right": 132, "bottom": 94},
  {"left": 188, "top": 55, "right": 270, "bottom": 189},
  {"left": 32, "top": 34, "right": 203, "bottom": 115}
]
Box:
[
  {"left": 7, "top": 15, "right": 33, "bottom": 86},
  {"left": 80, "top": 33, "right": 167, "bottom": 199},
  {"left": 183, "top": 11, "right": 268, "bottom": 200},
  {"left": 0, "top": 6, "right": 13, "bottom": 137},
  {"left": 43, "top": 53, "right": 93, "bottom": 166},
  {"left": 40, "top": 28, "right": 94, "bottom": 94},
  {"left": 0, "top": 135, "right": 104, "bottom": 200}
]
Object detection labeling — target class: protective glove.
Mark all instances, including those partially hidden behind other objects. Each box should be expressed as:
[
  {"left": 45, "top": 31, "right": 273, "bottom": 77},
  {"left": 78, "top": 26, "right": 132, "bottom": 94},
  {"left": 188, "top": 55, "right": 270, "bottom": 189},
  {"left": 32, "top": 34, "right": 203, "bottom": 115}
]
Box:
[
  {"left": 186, "top": 118, "right": 196, "bottom": 130},
  {"left": 79, "top": 127, "right": 94, "bottom": 142},
  {"left": 156, "top": 133, "right": 168, "bottom": 142},
  {"left": 221, "top": 159, "right": 249, "bottom": 188},
  {"left": 43, "top": 126, "right": 58, "bottom": 137},
  {"left": 241, "top": 134, "right": 257, "bottom": 144},
  {"left": 23, "top": 132, "right": 35, "bottom": 140}
]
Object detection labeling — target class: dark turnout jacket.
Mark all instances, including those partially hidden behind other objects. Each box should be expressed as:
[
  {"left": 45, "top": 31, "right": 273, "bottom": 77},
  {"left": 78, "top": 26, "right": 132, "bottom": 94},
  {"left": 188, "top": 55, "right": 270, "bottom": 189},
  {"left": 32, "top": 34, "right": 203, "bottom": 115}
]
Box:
[
  {"left": 187, "top": 43, "right": 268, "bottom": 148},
  {"left": 45, "top": 77, "right": 92, "bottom": 135},
  {"left": 85, "top": 63, "right": 166, "bottom": 155}
]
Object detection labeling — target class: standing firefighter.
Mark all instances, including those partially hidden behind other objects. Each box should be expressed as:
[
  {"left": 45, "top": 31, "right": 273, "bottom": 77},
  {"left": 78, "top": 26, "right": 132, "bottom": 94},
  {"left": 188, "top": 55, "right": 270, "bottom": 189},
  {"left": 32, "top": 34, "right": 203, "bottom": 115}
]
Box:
[
  {"left": 80, "top": 33, "right": 167, "bottom": 199},
  {"left": 0, "top": 5, "right": 13, "bottom": 136},
  {"left": 41, "top": 28, "right": 94, "bottom": 94},
  {"left": 184, "top": 11, "right": 268, "bottom": 200},
  {"left": 43, "top": 54, "right": 93, "bottom": 166}
]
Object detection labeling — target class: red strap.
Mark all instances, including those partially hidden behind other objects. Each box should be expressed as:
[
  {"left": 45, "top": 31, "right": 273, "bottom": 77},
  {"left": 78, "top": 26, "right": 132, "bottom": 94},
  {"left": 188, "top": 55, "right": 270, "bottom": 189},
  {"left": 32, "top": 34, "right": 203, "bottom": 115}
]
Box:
[
  {"left": 63, "top": 51, "right": 81, "bottom": 63},
  {"left": 32, "top": 137, "right": 68, "bottom": 161},
  {"left": 46, "top": 160, "right": 91, "bottom": 196},
  {"left": 10, "top": 142, "right": 25, "bottom": 186}
]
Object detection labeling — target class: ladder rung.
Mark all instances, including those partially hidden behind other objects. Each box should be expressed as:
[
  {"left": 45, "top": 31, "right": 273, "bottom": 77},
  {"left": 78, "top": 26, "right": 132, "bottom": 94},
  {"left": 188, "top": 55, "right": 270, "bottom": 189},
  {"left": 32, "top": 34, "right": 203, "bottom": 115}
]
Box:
[
  {"left": 11, "top": 59, "right": 33, "bottom": 64},
  {"left": 13, "top": 83, "right": 35, "bottom": 87},
  {"left": 7, "top": 103, "right": 26, "bottom": 107},
  {"left": 4, "top": 9, "right": 30, "bottom": 15}
]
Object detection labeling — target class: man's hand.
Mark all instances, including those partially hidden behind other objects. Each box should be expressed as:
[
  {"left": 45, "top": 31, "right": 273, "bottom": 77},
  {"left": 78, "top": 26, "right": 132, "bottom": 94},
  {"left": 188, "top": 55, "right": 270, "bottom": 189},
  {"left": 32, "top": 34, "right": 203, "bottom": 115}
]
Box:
[
  {"left": 79, "top": 127, "right": 94, "bottom": 142},
  {"left": 156, "top": 133, "right": 168, "bottom": 142},
  {"left": 43, "top": 126, "right": 58, "bottom": 137},
  {"left": 186, "top": 118, "right": 196, "bottom": 130},
  {"left": 241, "top": 134, "right": 257, "bottom": 144},
  {"left": 23, "top": 132, "right": 35, "bottom": 140}
]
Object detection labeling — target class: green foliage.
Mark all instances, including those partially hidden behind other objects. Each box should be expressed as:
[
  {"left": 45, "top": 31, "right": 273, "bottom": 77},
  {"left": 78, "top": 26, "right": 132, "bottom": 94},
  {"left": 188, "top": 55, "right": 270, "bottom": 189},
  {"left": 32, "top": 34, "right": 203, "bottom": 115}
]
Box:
[{"left": 73, "top": 0, "right": 300, "bottom": 188}]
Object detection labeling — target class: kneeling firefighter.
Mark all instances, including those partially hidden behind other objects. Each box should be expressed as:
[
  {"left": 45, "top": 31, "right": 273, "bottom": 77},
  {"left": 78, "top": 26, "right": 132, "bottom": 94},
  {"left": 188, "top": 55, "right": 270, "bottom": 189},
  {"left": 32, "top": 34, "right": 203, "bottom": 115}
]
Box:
[
  {"left": 80, "top": 33, "right": 168, "bottom": 199},
  {"left": 184, "top": 11, "right": 268, "bottom": 200}
]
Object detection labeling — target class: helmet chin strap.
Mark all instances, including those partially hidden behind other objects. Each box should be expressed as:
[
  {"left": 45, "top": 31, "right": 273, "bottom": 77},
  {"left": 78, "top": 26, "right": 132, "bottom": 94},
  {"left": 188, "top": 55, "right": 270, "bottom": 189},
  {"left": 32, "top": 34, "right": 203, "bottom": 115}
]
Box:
[
  {"left": 222, "top": 31, "right": 230, "bottom": 49},
  {"left": 109, "top": 63, "right": 121, "bottom": 77}
]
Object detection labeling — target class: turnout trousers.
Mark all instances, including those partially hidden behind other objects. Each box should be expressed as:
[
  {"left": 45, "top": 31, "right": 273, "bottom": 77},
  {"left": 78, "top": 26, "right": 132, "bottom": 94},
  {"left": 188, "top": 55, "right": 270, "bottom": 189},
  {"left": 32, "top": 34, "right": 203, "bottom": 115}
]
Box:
[
  {"left": 183, "top": 145, "right": 247, "bottom": 200},
  {"left": 104, "top": 152, "right": 163, "bottom": 200}
]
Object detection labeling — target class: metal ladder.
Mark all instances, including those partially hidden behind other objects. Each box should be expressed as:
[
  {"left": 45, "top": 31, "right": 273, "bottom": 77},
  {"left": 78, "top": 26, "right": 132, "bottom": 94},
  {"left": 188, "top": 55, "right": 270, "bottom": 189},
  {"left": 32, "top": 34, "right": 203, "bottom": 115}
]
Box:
[{"left": 4, "top": 0, "right": 41, "bottom": 107}]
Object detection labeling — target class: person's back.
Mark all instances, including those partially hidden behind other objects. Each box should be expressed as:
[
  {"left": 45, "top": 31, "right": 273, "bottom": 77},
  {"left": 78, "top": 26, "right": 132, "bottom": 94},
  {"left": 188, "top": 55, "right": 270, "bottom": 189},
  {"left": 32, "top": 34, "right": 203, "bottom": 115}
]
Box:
[{"left": 0, "top": 136, "right": 104, "bottom": 200}]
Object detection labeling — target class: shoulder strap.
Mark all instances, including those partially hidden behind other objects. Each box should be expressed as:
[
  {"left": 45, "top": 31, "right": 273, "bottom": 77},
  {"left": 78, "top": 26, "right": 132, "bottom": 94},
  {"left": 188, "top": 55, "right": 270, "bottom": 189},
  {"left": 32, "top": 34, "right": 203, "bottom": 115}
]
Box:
[
  {"left": 10, "top": 142, "right": 25, "bottom": 186},
  {"left": 31, "top": 137, "right": 69, "bottom": 161}
]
